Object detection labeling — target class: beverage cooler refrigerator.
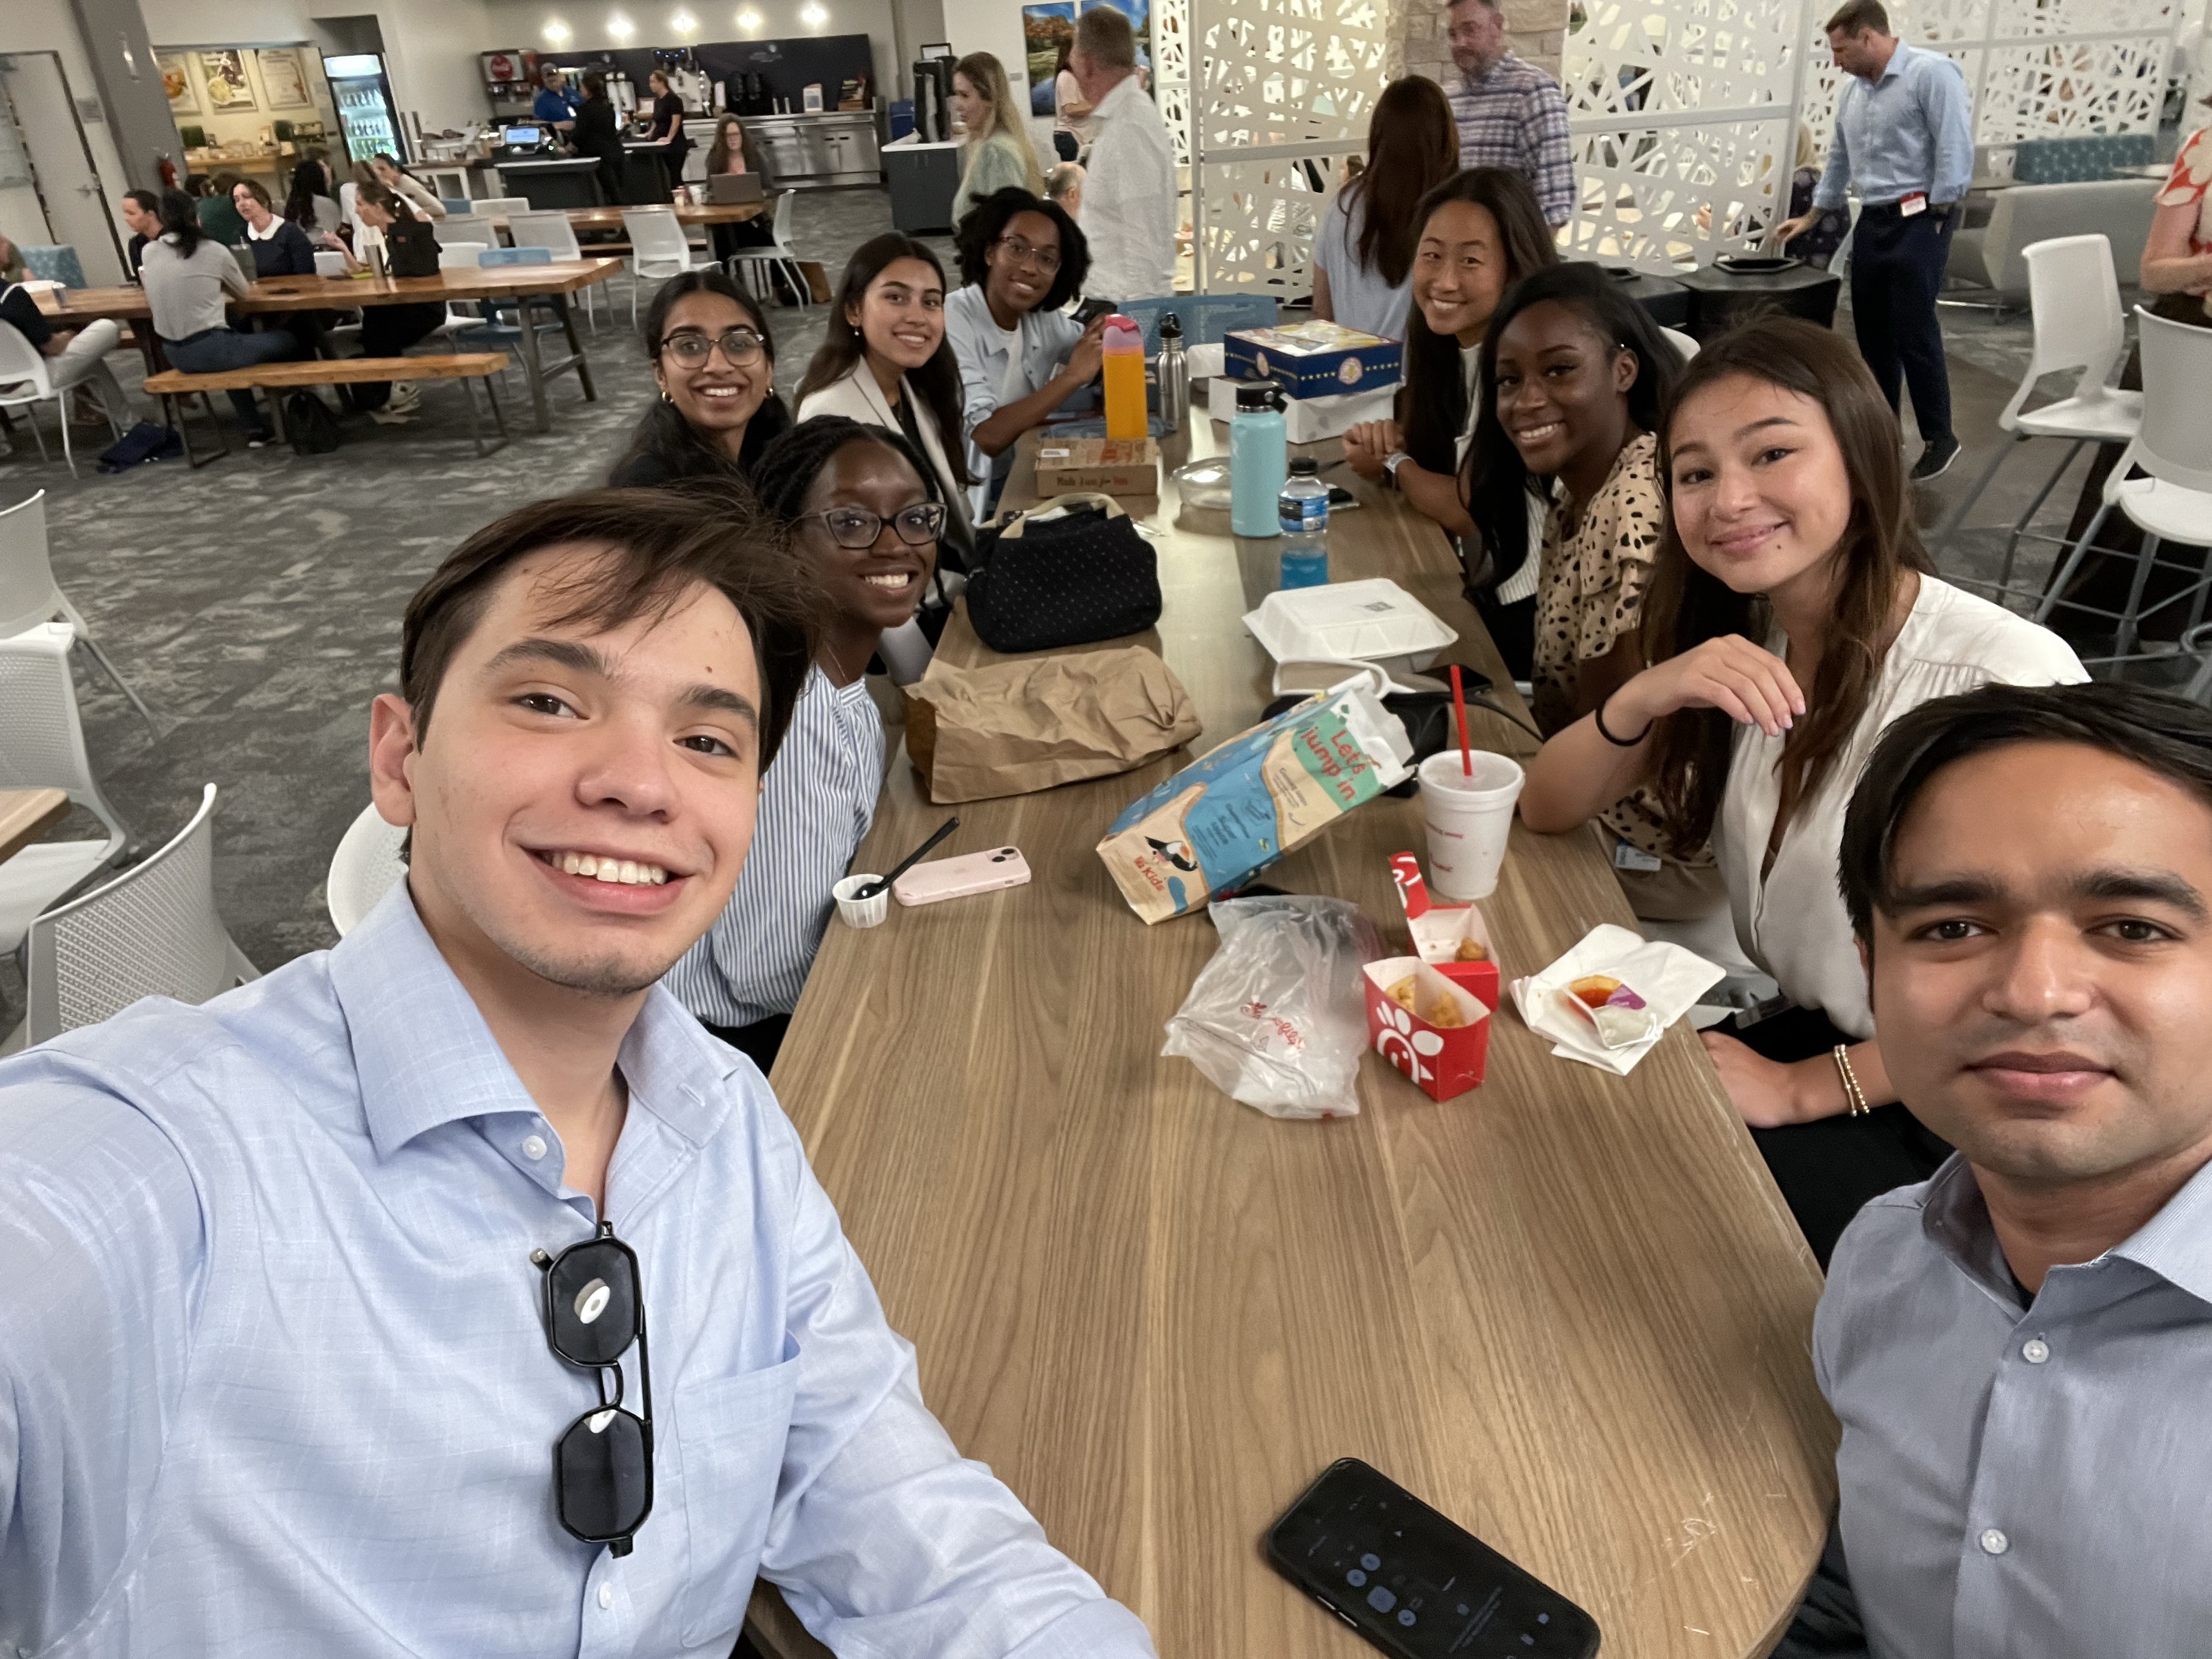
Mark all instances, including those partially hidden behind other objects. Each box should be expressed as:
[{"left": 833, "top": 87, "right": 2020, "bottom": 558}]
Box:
[{"left": 323, "top": 53, "right": 405, "bottom": 165}]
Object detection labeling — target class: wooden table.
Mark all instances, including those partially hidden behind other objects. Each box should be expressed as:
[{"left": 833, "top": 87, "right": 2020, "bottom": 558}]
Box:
[
  {"left": 0, "top": 789, "right": 69, "bottom": 868},
  {"left": 749, "top": 424, "right": 1837, "bottom": 1656},
  {"left": 485, "top": 202, "right": 765, "bottom": 234},
  {"left": 37, "top": 259, "right": 622, "bottom": 433}
]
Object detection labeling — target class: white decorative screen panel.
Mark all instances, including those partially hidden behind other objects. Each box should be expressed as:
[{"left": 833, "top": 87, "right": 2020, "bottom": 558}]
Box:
[
  {"left": 1157, "top": 0, "right": 1194, "bottom": 167},
  {"left": 1563, "top": 0, "right": 1812, "bottom": 271},
  {"left": 1189, "top": 0, "right": 1397, "bottom": 295}
]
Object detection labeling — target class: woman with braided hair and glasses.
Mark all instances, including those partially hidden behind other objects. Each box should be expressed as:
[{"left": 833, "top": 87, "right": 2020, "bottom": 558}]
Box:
[
  {"left": 608, "top": 269, "right": 791, "bottom": 486},
  {"left": 661, "top": 415, "right": 945, "bottom": 1072}
]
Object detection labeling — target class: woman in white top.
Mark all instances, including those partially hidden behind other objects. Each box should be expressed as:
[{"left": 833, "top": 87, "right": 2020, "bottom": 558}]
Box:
[
  {"left": 943, "top": 186, "right": 1107, "bottom": 520},
  {"left": 796, "top": 232, "right": 975, "bottom": 679},
  {"left": 1519, "top": 316, "right": 2086, "bottom": 1263},
  {"left": 1051, "top": 42, "right": 1092, "bottom": 161},
  {"left": 1309, "top": 76, "right": 1458, "bottom": 341}
]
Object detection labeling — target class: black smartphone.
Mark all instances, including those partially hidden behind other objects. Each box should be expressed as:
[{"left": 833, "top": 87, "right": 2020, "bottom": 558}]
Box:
[
  {"left": 1266, "top": 1459, "right": 1601, "bottom": 1659},
  {"left": 1073, "top": 296, "right": 1117, "bottom": 327}
]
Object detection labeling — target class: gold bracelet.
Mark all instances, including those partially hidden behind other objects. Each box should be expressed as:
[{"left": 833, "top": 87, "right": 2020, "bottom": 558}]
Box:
[{"left": 1832, "top": 1045, "right": 1869, "bottom": 1117}]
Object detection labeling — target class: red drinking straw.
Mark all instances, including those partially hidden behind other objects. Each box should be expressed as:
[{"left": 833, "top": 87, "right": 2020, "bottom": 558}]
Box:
[{"left": 1449, "top": 665, "right": 1473, "bottom": 777}]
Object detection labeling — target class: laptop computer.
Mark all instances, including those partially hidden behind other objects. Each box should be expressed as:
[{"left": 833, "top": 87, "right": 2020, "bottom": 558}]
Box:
[{"left": 708, "top": 173, "right": 765, "bottom": 206}]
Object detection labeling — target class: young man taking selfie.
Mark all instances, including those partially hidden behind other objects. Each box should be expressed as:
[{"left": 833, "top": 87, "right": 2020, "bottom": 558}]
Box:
[
  {"left": 0, "top": 482, "right": 1154, "bottom": 1658},
  {"left": 1784, "top": 680, "right": 2212, "bottom": 1655}
]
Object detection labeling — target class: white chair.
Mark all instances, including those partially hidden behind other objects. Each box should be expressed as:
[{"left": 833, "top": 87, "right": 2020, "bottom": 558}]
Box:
[
  {"left": 438, "top": 242, "right": 490, "bottom": 269},
  {"left": 441, "top": 214, "right": 501, "bottom": 250},
  {"left": 0, "top": 623, "right": 130, "bottom": 957},
  {"left": 19, "top": 783, "right": 257, "bottom": 1045},
  {"left": 1661, "top": 327, "right": 1699, "bottom": 363},
  {"left": 477, "top": 196, "right": 533, "bottom": 218},
  {"left": 0, "top": 491, "right": 156, "bottom": 733},
  {"left": 0, "top": 314, "right": 97, "bottom": 479},
  {"left": 2036, "top": 307, "right": 2212, "bottom": 668},
  {"left": 620, "top": 207, "right": 717, "bottom": 325},
  {"left": 723, "top": 190, "right": 808, "bottom": 308},
  {"left": 508, "top": 210, "right": 602, "bottom": 330},
  {"left": 1935, "top": 234, "right": 2142, "bottom": 596},
  {"left": 326, "top": 802, "right": 410, "bottom": 937},
  {"left": 312, "top": 249, "right": 351, "bottom": 277}
]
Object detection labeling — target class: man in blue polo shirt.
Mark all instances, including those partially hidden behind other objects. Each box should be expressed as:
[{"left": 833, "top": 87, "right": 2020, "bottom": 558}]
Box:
[
  {"left": 532, "top": 63, "right": 580, "bottom": 138},
  {"left": 1779, "top": 0, "right": 1973, "bottom": 481}
]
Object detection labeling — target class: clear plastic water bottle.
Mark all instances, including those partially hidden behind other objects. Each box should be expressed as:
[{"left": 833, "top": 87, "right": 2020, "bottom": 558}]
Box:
[{"left": 1278, "top": 457, "right": 1330, "bottom": 588}]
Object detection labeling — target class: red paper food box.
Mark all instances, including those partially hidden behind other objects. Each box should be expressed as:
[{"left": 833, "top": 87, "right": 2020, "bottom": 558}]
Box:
[
  {"left": 1364, "top": 957, "right": 1492, "bottom": 1101},
  {"left": 1387, "top": 852, "right": 1500, "bottom": 1010}
]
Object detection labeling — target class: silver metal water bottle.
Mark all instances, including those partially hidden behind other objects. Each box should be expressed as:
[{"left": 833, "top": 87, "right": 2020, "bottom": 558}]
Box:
[{"left": 1156, "top": 311, "right": 1188, "bottom": 433}]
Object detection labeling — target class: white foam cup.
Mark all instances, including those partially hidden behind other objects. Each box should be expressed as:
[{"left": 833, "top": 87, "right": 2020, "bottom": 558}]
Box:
[
  {"left": 832, "top": 873, "right": 890, "bottom": 928},
  {"left": 1418, "top": 749, "right": 1524, "bottom": 900}
]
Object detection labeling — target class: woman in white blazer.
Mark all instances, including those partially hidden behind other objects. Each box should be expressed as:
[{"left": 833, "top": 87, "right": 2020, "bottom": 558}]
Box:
[{"left": 795, "top": 233, "right": 977, "bottom": 575}]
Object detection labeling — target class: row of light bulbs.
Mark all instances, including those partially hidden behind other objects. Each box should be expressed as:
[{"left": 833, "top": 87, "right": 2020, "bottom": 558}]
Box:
[{"left": 539, "top": 2, "right": 827, "bottom": 43}]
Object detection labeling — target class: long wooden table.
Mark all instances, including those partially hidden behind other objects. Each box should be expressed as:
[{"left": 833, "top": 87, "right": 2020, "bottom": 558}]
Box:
[
  {"left": 748, "top": 425, "right": 1837, "bottom": 1656},
  {"left": 485, "top": 202, "right": 765, "bottom": 234},
  {"left": 37, "top": 259, "right": 621, "bottom": 433},
  {"left": 0, "top": 789, "right": 69, "bottom": 868}
]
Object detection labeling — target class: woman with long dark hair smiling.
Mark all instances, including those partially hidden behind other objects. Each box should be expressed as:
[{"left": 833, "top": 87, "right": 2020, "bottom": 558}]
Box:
[
  {"left": 1310, "top": 76, "right": 1459, "bottom": 339},
  {"left": 944, "top": 186, "right": 1103, "bottom": 519},
  {"left": 1468, "top": 262, "right": 1708, "bottom": 919},
  {"left": 1516, "top": 316, "right": 2086, "bottom": 1263},
  {"left": 609, "top": 269, "right": 790, "bottom": 486},
  {"left": 796, "top": 232, "right": 975, "bottom": 571},
  {"left": 1342, "top": 167, "right": 1556, "bottom": 668}
]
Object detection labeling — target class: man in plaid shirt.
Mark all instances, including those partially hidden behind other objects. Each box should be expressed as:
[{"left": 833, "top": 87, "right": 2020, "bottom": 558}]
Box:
[{"left": 1441, "top": 0, "right": 1574, "bottom": 226}]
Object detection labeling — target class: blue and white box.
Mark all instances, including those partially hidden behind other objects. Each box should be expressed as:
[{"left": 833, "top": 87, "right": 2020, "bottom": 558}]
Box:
[{"left": 1222, "top": 320, "right": 1403, "bottom": 400}]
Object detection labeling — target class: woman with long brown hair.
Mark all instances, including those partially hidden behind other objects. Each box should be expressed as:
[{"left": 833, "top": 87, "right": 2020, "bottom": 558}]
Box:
[
  {"left": 947, "top": 52, "right": 1045, "bottom": 226},
  {"left": 1518, "top": 316, "right": 2086, "bottom": 1263},
  {"left": 1311, "top": 76, "right": 1458, "bottom": 339}
]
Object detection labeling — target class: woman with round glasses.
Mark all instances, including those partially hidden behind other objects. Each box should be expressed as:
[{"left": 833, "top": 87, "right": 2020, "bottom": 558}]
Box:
[
  {"left": 661, "top": 414, "right": 946, "bottom": 1072},
  {"left": 945, "top": 186, "right": 1104, "bottom": 520},
  {"left": 609, "top": 270, "right": 791, "bottom": 486}
]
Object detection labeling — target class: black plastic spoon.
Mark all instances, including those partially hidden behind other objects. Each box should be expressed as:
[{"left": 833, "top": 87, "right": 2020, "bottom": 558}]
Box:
[{"left": 853, "top": 816, "right": 960, "bottom": 900}]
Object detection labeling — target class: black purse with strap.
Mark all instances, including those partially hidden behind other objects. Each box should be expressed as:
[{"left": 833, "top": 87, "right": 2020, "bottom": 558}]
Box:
[{"left": 964, "top": 492, "right": 1162, "bottom": 654}]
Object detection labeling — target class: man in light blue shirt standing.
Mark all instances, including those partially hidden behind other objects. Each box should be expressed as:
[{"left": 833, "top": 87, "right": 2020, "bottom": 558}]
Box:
[
  {"left": 1778, "top": 0, "right": 1974, "bottom": 480},
  {"left": 0, "top": 480, "right": 1155, "bottom": 1659}
]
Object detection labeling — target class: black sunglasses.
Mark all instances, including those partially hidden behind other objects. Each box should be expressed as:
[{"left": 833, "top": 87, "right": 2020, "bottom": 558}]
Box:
[{"left": 534, "top": 1222, "right": 654, "bottom": 1555}]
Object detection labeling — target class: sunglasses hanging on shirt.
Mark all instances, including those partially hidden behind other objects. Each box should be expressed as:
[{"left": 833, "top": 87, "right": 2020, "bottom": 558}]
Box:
[{"left": 534, "top": 1221, "right": 655, "bottom": 1555}]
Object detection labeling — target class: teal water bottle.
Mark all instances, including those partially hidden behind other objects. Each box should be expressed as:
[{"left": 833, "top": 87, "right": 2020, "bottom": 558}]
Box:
[{"left": 1230, "top": 379, "right": 1287, "bottom": 539}]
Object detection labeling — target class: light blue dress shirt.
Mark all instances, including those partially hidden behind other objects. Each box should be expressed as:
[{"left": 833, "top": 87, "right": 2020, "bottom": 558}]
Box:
[
  {"left": 0, "top": 884, "right": 1154, "bottom": 1659},
  {"left": 1813, "top": 42, "right": 1975, "bottom": 210},
  {"left": 1816, "top": 1153, "right": 2212, "bottom": 1657},
  {"left": 945, "top": 284, "right": 1084, "bottom": 521}
]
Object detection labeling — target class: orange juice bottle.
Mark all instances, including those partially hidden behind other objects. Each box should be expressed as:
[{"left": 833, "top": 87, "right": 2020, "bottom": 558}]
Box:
[{"left": 1101, "top": 316, "right": 1147, "bottom": 441}]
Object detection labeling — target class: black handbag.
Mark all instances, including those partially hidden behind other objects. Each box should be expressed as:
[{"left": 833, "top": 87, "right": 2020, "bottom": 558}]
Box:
[
  {"left": 965, "top": 492, "right": 1162, "bottom": 653},
  {"left": 284, "top": 391, "right": 343, "bottom": 455}
]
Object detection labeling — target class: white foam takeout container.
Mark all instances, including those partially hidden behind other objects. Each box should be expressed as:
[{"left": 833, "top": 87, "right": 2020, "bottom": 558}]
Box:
[{"left": 1243, "top": 578, "right": 1458, "bottom": 680}]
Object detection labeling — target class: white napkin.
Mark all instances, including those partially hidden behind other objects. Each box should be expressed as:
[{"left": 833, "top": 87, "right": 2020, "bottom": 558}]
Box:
[{"left": 1510, "top": 924, "right": 1725, "bottom": 1076}]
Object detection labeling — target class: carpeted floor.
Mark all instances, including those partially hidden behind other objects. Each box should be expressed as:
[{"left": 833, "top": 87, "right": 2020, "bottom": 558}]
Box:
[{"left": 0, "top": 192, "right": 2139, "bottom": 1029}]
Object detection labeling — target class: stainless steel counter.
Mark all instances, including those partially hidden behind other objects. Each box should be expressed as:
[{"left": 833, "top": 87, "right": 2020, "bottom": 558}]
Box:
[{"left": 747, "top": 111, "right": 880, "bottom": 189}]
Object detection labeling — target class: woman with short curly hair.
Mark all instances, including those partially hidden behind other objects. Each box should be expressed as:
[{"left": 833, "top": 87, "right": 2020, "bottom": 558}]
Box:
[{"left": 943, "top": 185, "right": 1104, "bottom": 519}]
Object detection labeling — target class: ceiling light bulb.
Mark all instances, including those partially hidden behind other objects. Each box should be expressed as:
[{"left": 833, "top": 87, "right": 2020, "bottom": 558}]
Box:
[
  {"left": 607, "top": 12, "right": 635, "bottom": 38},
  {"left": 671, "top": 8, "right": 697, "bottom": 32},
  {"left": 801, "top": 1, "right": 828, "bottom": 23},
  {"left": 543, "top": 18, "right": 571, "bottom": 41},
  {"left": 737, "top": 6, "right": 762, "bottom": 25}
]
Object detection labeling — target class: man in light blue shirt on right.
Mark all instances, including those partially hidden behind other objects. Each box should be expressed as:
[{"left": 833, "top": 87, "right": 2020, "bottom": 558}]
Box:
[{"left": 1779, "top": 0, "right": 1973, "bottom": 481}]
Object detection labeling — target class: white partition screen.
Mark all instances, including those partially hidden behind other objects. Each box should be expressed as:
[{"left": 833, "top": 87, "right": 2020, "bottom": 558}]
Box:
[
  {"left": 1188, "top": 0, "right": 1397, "bottom": 296},
  {"left": 1561, "top": 0, "right": 1815, "bottom": 272}
]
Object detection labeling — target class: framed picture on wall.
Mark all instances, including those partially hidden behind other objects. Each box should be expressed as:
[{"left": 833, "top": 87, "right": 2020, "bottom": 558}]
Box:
[
  {"left": 158, "top": 52, "right": 199, "bottom": 116},
  {"left": 257, "top": 48, "right": 313, "bottom": 110},
  {"left": 1078, "top": 0, "right": 1151, "bottom": 73},
  {"left": 1023, "top": 2, "right": 1076, "bottom": 116},
  {"left": 198, "top": 49, "right": 257, "bottom": 111}
]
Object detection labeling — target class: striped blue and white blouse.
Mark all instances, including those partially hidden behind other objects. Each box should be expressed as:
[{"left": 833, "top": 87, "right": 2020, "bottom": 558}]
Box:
[{"left": 665, "top": 664, "right": 884, "bottom": 1027}]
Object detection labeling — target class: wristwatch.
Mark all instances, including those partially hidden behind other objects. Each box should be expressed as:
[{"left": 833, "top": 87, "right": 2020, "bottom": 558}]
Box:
[{"left": 1382, "top": 449, "right": 1414, "bottom": 487}]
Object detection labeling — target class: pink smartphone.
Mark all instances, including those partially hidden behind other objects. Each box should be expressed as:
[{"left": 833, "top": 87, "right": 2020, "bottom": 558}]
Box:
[{"left": 892, "top": 846, "right": 1033, "bottom": 907}]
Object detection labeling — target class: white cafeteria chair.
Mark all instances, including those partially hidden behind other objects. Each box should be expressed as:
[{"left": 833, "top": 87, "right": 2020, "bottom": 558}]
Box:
[
  {"left": 620, "top": 207, "right": 717, "bottom": 325},
  {"left": 16, "top": 783, "right": 257, "bottom": 1048},
  {"left": 724, "top": 190, "right": 810, "bottom": 308},
  {"left": 440, "top": 214, "right": 501, "bottom": 251},
  {"left": 476, "top": 195, "right": 532, "bottom": 218},
  {"left": 0, "top": 490, "right": 156, "bottom": 734},
  {"left": 1933, "top": 234, "right": 2140, "bottom": 599},
  {"left": 508, "top": 210, "right": 602, "bottom": 330},
  {"left": 2035, "top": 306, "right": 2212, "bottom": 669},
  {"left": 0, "top": 312, "right": 120, "bottom": 480},
  {"left": 325, "top": 801, "right": 409, "bottom": 937},
  {"left": 313, "top": 249, "right": 351, "bottom": 277},
  {"left": 0, "top": 623, "right": 131, "bottom": 959}
]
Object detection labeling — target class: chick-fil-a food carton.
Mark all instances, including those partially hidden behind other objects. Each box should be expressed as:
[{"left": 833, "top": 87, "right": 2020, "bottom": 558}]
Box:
[
  {"left": 1387, "top": 852, "right": 1500, "bottom": 1010},
  {"left": 1363, "top": 957, "right": 1492, "bottom": 1101}
]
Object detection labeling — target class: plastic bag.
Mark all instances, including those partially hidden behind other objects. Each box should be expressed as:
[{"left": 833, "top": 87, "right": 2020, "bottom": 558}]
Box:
[{"left": 1161, "top": 896, "right": 1382, "bottom": 1120}]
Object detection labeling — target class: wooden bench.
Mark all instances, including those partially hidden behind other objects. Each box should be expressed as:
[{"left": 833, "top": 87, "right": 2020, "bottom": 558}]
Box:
[{"left": 142, "top": 351, "right": 512, "bottom": 465}]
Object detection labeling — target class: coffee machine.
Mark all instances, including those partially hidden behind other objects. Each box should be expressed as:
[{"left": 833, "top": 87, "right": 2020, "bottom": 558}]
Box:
[{"left": 911, "top": 57, "right": 952, "bottom": 141}]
